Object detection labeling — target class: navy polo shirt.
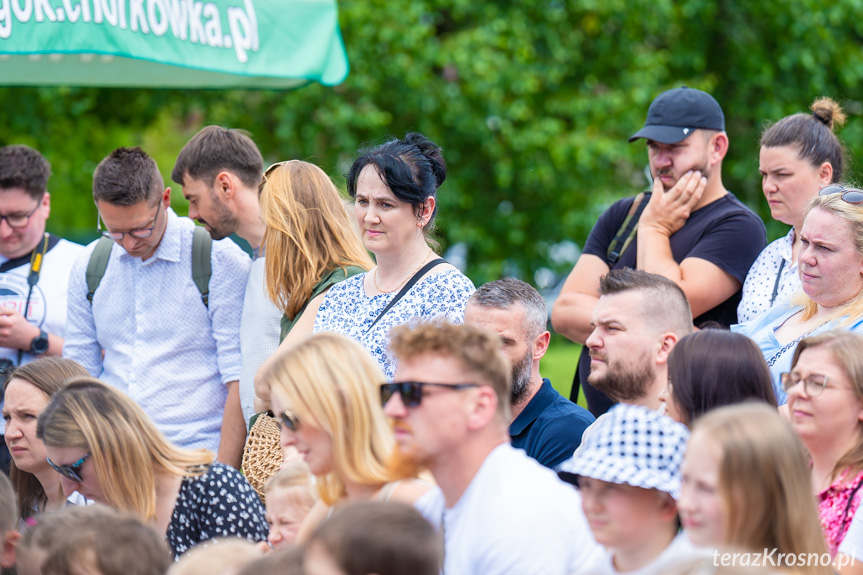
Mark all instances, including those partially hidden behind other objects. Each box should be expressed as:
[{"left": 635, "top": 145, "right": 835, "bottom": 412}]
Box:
[{"left": 509, "top": 379, "right": 595, "bottom": 469}]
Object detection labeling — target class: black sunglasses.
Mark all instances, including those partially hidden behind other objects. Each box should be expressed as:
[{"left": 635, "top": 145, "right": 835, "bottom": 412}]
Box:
[
  {"left": 46, "top": 452, "right": 91, "bottom": 482},
  {"left": 818, "top": 184, "right": 863, "bottom": 204},
  {"left": 380, "top": 381, "right": 480, "bottom": 408},
  {"left": 279, "top": 410, "right": 300, "bottom": 432}
]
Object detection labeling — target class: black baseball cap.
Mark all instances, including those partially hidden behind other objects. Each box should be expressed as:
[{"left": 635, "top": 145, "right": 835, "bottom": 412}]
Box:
[{"left": 628, "top": 86, "right": 725, "bottom": 144}]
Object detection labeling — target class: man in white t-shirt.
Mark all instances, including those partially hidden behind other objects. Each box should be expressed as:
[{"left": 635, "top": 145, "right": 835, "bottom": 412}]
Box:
[
  {"left": 384, "top": 321, "right": 602, "bottom": 575},
  {"left": 171, "top": 126, "right": 282, "bottom": 429},
  {"left": 0, "top": 145, "right": 84, "bottom": 471}
]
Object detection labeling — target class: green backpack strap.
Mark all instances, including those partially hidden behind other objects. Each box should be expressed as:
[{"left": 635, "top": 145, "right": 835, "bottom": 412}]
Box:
[
  {"left": 191, "top": 226, "right": 213, "bottom": 309},
  {"left": 85, "top": 237, "right": 115, "bottom": 304},
  {"left": 606, "top": 191, "right": 652, "bottom": 267}
]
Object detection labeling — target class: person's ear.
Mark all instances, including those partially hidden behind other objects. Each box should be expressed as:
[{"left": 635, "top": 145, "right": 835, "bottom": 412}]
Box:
[
  {"left": 656, "top": 493, "right": 678, "bottom": 523},
  {"left": 162, "top": 187, "right": 172, "bottom": 208},
  {"left": 656, "top": 332, "right": 679, "bottom": 366},
  {"left": 709, "top": 132, "right": 729, "bottom": 164},
  {"left": 817, "top": 162, "right": 834, "bottom": 187},
  {"left": 418, "top": 197, "right": 435, "bottom": 227},
  {"left": 42, "top": 191, "right": 51, "bottom": 220},
  {"left": 0, "top": 529, "right": 20, "bottom": 568},
  {"left": 216, "top": 171, "right": 236, "bottom": 200},
  {"left": 532, "top": 331, "right": 550, "bottom": 361},
  {"left": 466, "top": 386, "right": 498, "bottom": 430}
]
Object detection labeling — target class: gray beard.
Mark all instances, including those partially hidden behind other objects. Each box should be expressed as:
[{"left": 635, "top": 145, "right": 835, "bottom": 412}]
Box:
[{"left": 511, "top": 348, "right": 532, "bottom": 407}]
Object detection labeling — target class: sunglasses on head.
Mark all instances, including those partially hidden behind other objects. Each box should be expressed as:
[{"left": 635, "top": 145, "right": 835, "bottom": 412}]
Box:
[
  {"left": 818, "top": 184, "right": 863, "bottom": 204},
  {"left": 260, "top": 161, "right": 298, "bottom": 191},
  {"left": 380, "top": 381, "right": 480, "bottom": 408},
  {"left": 279, "top": 409, "right": 300, "bottom": 432},
  {"left": 46, "top": 452, "right": 91, "bottom": 482}
]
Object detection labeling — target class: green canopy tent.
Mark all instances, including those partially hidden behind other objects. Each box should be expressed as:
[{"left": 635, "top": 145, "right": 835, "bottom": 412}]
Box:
[{"left": 0, "top": 0, "right": 348, "bottom": 88}]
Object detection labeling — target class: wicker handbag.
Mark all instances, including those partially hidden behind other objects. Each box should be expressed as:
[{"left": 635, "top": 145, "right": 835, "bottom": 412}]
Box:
[{"left": 242, "top": 411, "right": 284, "bottom": 504}]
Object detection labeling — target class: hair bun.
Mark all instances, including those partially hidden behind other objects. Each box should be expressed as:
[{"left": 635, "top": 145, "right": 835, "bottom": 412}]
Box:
[
  {"left": 405, "top": 132, "right": 447, "bottom": 187},
  {"left": 811, "top": 97, "right": 846, "bottom": 131}
]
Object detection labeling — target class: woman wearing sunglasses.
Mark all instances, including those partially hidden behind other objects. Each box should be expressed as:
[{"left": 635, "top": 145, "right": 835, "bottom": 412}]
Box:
[
  {"left": 257, "top": 331, "right": 432, "bottom": 543},
  {"left": 312, "top": 133, "right": 475, "bottom": 381},
  {"left": 781, "top": 331, "right": 863, "bottom": 562},
  {"left": 36, "top": 377, "right": 268, "bottom": 558},
  {"left": 2, "top": 358, "right": 88, "bottom": 528},
  {"left": 738, "top": 97, "right": 846, "bottom": 323},
  {"left": 733, "top": 188, "right": 863, "bottom": 403}
]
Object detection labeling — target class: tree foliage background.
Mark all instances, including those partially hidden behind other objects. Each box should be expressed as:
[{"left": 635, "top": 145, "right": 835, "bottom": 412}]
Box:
[{"left": 2, "top": 0, "right": 863, "bottom": 287}]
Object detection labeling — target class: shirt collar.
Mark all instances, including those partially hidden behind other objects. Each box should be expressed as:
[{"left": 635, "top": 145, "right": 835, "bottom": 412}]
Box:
[
  {"left": 119, "top": 207, "right": 181, "bottom": 264},
  {"left": 509, "top": 378, "right": 555, "bottom": 435}
]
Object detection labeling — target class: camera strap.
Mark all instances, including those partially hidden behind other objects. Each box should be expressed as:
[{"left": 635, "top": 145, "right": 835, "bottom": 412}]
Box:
[{"left": 14, "top": 234, "right": 53, "bottom": 365}]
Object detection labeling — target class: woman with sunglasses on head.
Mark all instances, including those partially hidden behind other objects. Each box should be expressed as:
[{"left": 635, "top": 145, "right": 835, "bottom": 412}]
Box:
[
  {"left": 738, "top": 97, "right": 846, "bottom": 323},
  {"left": 779, "top": 331, "right": 863, "bottom": 565},
  {"left": 312, "top": 133, "right": 475, "bottom": 381},
  {"left": 733, "top": 189, "right": 863, "bottom": 404},
  {"left": 257, "top": 331, "right": 432, "bottom": 543},
  {"left": 36, "top": 377, "right": 268, "bottom": 558},
  {"left": 2, "top": 358, "right": 88, "bottom": 528}
]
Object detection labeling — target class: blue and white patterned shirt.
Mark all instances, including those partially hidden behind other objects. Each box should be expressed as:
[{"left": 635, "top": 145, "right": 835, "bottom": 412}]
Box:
[
  {"left": 314, "top": 268, "right": 475, "bottom": 380},
  {"left": 738, "top": 228, "right": 800, "bottom": 323},
  {"left": 64, "top": 209, "right": 250, "bottom": 451}
]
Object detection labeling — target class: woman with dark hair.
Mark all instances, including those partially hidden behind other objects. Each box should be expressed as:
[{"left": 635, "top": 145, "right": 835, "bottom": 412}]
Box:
[
  {"left": 313, "top": 133, "right": 475, "bottom": 379},
  {"left": 658, "top": 330, "right": 777, "bottom": 426},
  {"left": 738, "top": 97, "right": 846, "bottom": 322},
  {"left": 1, "top": 357, "right": 89, "bottom": 527}
]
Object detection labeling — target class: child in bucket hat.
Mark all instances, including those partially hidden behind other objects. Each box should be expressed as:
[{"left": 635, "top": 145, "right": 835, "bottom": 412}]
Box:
[{"left": 558, "top": 404, "right": 709, "bottom": 574}]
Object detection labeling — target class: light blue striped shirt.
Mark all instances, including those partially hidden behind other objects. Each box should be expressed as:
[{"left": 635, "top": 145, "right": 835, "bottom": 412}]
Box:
[{"left": 64, "top": 209, "right": 250, "bottom": 451}]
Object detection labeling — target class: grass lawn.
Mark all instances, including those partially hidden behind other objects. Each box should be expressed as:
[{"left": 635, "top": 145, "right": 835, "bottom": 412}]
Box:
[{"left": 540, "top": 336, "right": 588, "bottom": 409}]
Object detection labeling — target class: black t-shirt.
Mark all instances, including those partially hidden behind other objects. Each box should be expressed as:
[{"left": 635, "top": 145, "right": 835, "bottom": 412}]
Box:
[{"left": 574, "top": 192, "right": 766, "bottom": 413}]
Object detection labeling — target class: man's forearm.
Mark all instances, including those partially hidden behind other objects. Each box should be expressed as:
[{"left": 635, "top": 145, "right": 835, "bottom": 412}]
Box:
[
  {"left": 636, "top": 226, "right": 683, "bottom": 284},
  {"left": 217, "top": 380, "right": 246, "bottom": 470}
]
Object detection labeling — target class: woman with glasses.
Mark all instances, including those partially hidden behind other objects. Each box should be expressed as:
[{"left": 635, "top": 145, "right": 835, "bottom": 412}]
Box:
[
  {"left": 733, "top": 190, "right": 863, "bottom": 403},
  {"left": 35, "top": 376, "right": 268, "bottom": 558},
  {"left": 738, "top": 97, "right": 846, "bottom": 323},
  {"left": 257, "top": 331, "right": 431, "bottom": 543},
  {"left": 2, "top": 358, "right": 88, "bottom": 528},
  {"left": 782, "top": 330, "right": 863, "bottom": 559},
  {"left": 312, "top": 133, "right": 475, "bottom": 381}
]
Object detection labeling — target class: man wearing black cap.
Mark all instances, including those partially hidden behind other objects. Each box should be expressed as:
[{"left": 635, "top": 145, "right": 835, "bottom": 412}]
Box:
[{"left": 551, "top": 86, "right": 766, "bottom": 416}]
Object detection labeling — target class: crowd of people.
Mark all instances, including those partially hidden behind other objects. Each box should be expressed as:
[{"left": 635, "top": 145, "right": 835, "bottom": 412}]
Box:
[{"left": 0, "top": 84, "right": 861, "bottom": 574}]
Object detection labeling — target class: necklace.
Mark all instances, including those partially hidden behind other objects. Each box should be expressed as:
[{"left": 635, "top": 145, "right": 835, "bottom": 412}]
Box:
[{"left": 373, "top": 251, "right": 434, "bottom": 294}]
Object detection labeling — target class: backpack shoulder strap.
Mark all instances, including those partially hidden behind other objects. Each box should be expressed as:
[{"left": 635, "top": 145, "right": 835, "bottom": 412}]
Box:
[
  {"left": 191, "top": 226, "right": 213, "bottom": 309},
  {"left": 606, "top": 191, "right": 652, "bottom": 266},
  {"left": 85, "top": 237, "right": 114, "bottom": 305}
]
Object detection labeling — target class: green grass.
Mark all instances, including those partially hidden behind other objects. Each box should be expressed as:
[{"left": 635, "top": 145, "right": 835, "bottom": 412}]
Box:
[{"left": 540, "top": 336, "right": 588, "bottom": 409}]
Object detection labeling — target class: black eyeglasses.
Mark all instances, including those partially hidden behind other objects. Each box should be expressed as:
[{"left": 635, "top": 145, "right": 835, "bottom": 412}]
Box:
[
  {"left": 780, "top": 372, "right": 829, "bottom": 397},
  {"left": 0, "top": 197, "right": 43, "bottom": 229},
  {"left": 46, "top": 452, "right": 91, "bottom": 482},
  {"left": 279, "top": 409, "right": 300, "bottom": 432},
  {"left": 380, "top": 381, "right": 480, "bottom": 408},
  {"left": 97, "top": 201, "right": 162, "bottom": 240},
  {"left": 818, "top": 184, "right": 863, "bottom": 204}
]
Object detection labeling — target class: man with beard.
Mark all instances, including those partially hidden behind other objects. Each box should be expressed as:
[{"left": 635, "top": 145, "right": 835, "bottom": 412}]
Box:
[
  {"left": 552, "top": 86, "right": 766, "bottom": 416},
  {"left": 172, "top": 126, "right": 282, "bottom": 429},
  {"left": 586, "top": 268, "right": 693, "bottom": 410},
  {"left": 464, "top": 278, "right": 593, "bottom": 468},
  {"left": 383, "top": 321, "right": 602, "bottom": 575}
]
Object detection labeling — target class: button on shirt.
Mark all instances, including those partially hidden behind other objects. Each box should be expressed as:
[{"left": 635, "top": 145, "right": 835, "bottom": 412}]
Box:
[{"left": 64, "top": 209, "right": 250, "bottom": 451}]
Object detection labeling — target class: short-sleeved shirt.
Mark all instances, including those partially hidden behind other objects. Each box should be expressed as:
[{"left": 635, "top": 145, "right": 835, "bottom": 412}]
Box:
[
  {"left": 738, "top": 228, "right": 799, "bottom": 323},
  {"left": 167, "top": 462, "right": 268, "bottom": 558},
  {"left": 314, "top": 268, "right": 475, "bottom": 380},
  {"left": 510, "top": 378, "right": 595, "bottom": 469}
]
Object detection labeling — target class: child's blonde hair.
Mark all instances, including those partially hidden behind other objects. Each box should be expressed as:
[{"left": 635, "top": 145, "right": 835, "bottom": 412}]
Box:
[{"left": 264, "top": 461, "right": 316, "bottom": 514}]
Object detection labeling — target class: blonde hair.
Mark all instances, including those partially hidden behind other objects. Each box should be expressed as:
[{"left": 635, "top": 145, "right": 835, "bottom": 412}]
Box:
[
  {"left": 389, "top": 321, "right": 512, "bottom": 422},
  {"left": 263, "top": 461, "right": 316, "bottom": 515},
  {"left": 692, "top": 403, "right": 831, "bottom": 574},
  {"left": 167, "top": 538, "right": 261, "bottom": 575},
  {"left": 260, "top": 160, "right": 373, "bottom": 320},
  {"left": 791, "top": 330, "right": 863, "bottom": 481},
  {"left": 795, "top": 192, "right": 863, "bottom": 326},
  {"left": 259, "top": 333, "right": 399, "bottom": 505},
  {"left": 36, "top": 377, "right": 214, "bottom": 522}
]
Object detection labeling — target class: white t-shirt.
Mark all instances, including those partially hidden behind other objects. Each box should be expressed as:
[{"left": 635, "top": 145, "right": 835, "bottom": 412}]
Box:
[
  {"left": 838, "top": 504, "right": 863, "bottom": 562},
  {"left": 0, "top": 237, "right": 83, "bottom": 434},
  {"left": 580, "top": 533, "right": 710, "bottom": 575},
  {"left": 420, "top": 443, "right": 602, "bottom": 575}
]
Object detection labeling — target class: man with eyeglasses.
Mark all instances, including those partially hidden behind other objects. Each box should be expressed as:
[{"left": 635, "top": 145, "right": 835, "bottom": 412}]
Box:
[
  {"left": 171, "top": 126, "right": 280, "bottom": 428},
  {"left": 63, "top": 147, "right": 250, "bottom": 467},
  {"left": 382, "top": 321, "right": 602, "bottom": 575},
  {"left": 0, "top": 145, "right": 84, "bottom": 472}
]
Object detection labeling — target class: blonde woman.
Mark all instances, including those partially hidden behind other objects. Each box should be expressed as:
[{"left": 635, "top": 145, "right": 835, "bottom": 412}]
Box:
[
  {"left": 679, "top": 403, "right": 832, "bottom": 575},
  {"left": 36, "top": 377, "right": 267, "bottom": 558},
  {"left": 253, "top": 160, "right": 372, "bottom": 411},
  {"left": 257, "top": 332, "right": 431, "bottom": 542}
]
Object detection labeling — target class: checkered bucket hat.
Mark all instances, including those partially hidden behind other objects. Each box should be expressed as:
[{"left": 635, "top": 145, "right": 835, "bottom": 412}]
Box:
[{"left": 558, "top": 404, "right": 689, "bottom": 499}]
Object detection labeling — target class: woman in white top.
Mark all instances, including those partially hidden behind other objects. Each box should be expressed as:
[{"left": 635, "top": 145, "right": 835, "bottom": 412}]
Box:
[{"left": 738, "top": 98, "right": 845, "bottom": 322}]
